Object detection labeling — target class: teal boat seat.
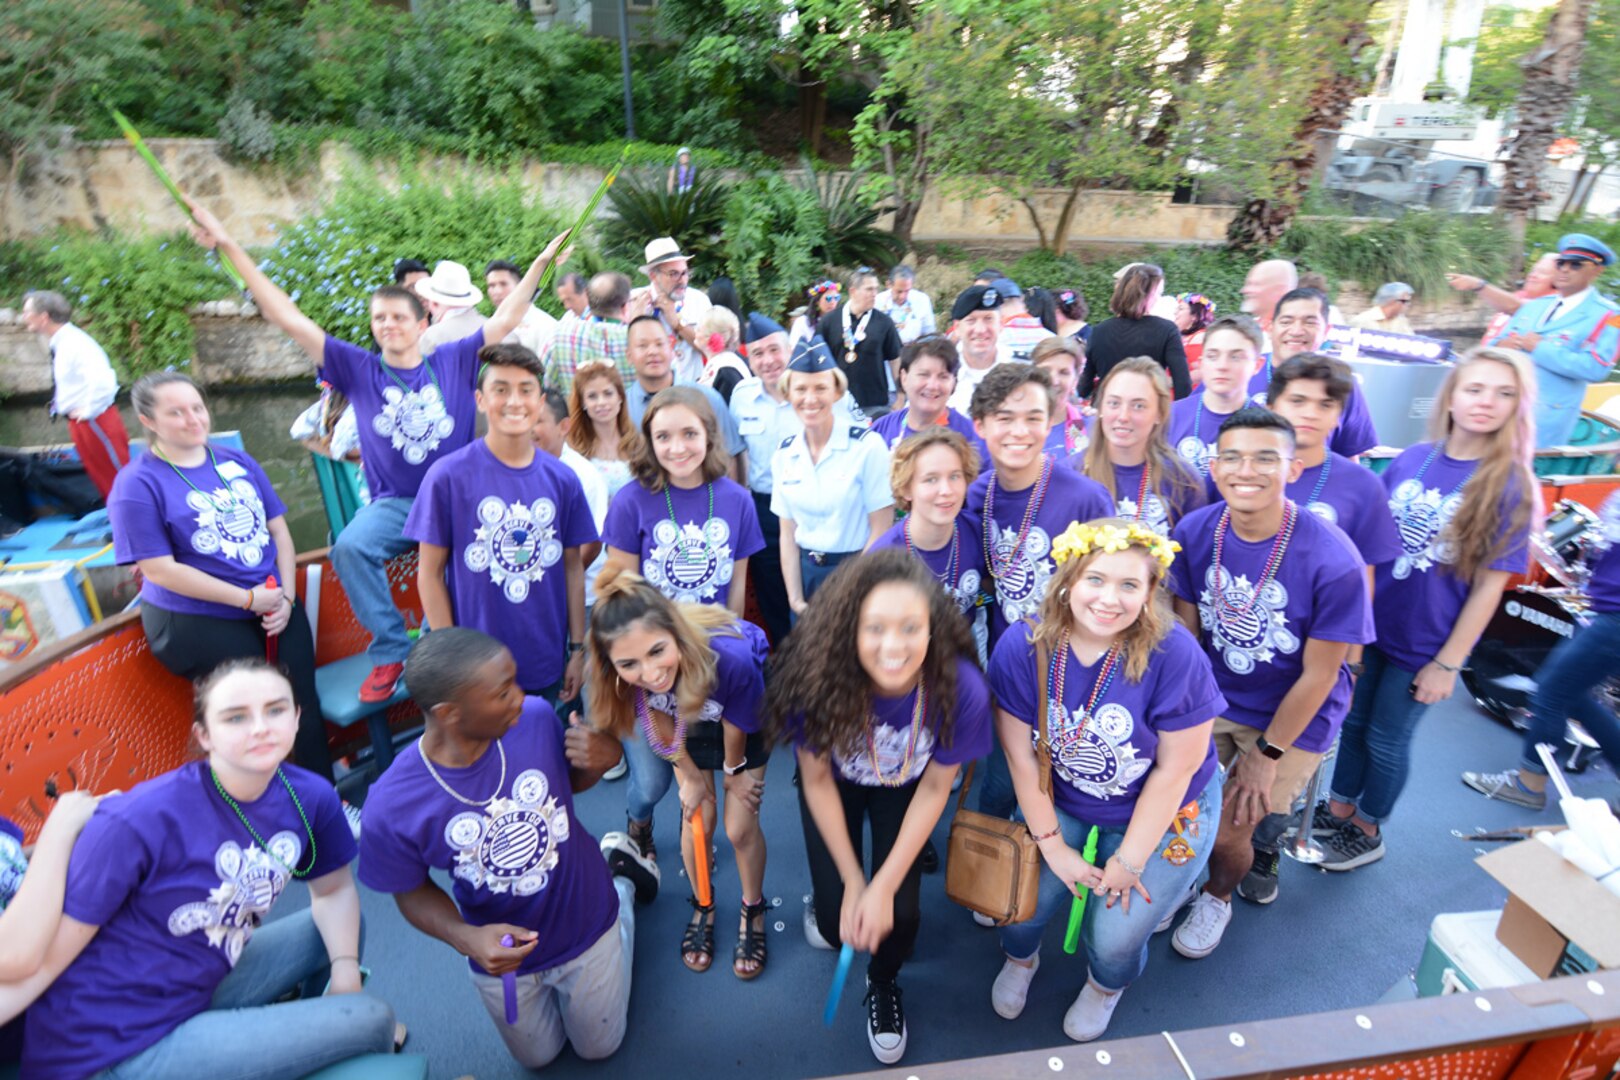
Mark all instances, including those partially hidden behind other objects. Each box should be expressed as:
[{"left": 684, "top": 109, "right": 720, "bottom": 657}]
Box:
[
  {"left": 314, "top": 653, "right": 409, "bottom": 773},
  {"left": 310, "top": 454, "right": 367, "bottom": 543}
]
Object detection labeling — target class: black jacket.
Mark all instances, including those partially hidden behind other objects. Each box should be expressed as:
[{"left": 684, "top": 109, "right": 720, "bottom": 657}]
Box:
[{"left": 1078, "top": 315, "right": 1191, "bottom": 400}]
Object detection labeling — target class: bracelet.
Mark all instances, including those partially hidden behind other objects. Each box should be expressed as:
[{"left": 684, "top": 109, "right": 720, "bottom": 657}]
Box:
[
  {"left": 242, "top": 587, "right": 256, "bottom": 610},
  {"left": 1432, "top": 659, "right": 1461, "bottom": 673},
  {"left": 328, "top": 955, "right": 361, "bottom": 967},
  {"left": 1028, "top": 824, "right": 1062, "bottom": 843},
  {"left": 1470, "top": 278, "right": 1488, "bottom": 293},
  {"left": 1111, "top": 853, "right": 1145, "bottom": 878}
]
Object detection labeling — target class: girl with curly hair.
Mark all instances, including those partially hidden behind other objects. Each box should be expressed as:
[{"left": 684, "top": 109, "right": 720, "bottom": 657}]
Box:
[
  {"left": 585, "top": 568, "right": 771, "bottom": 979},
  {"left": 766, "top": 548, "right": 992, "bottom": 1065},
  {"left": 986, "top": 519, "right": 1223, "bottom": 1043}
]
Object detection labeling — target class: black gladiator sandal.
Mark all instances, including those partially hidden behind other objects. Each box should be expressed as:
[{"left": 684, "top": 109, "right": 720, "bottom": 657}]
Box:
[
  {"left": 682, "top": 897, "right": 715, "bottom": 973},
  {"left": 734, "top": 897, "right": 769, "bottom": 981}
]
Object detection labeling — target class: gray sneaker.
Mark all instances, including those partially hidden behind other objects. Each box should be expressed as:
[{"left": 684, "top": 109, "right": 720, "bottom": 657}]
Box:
[
  {"left": 1311, "top": 800, "right": 1352, "bottom": 837},
  {"left": 1319, "top": 821, "right": 1384, "bottom": 871},
  {"left": 1236, "top": 847, "right": 1279, "bottom": 905},
  {"left": 1460, "top": 769, "right": 1548, "bottom": 810}
]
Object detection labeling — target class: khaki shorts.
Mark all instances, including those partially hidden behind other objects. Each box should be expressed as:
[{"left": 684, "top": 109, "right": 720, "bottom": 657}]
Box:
[{"left": 1212, "top": 718, "right": 1325, "bottom": 814}]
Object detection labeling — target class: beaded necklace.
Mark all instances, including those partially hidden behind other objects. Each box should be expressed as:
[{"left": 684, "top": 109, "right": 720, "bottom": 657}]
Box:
[
  {"left": 637, "top": 689, "right": 687, "bottom": 762},
  {"left": 663, "top": 481, "right": 717, "bottom": 568},
  {"left": 377, "top": 355, "right": 443, "bottom": 400},
  {"left": 154, "top": 445, "right": 245, "bottom": 513},
  {"left": 210, "top": 765, "right": 318, "bottom": 878},
  {"left": 1411, "top": 441, "right": 1478, "bottom": 496},
  {"left": 1125, "top": 462, "right": 1153, "bottom": 522},
  {"left": 1210, "top": 500, "right": 1299, "bottom": 622},
  {"left": 1048, "top": 631, "right": 1122, "bottom": 757},
  {"left": 982, "top": 456, "right": 1053, "bottom": 579},
  {"left": 904, "top": 516, "right": 960, "bottom": 590},
  {"left": 1304, "top": 453, "right": 1333, "bottom": 509},
  {"left": 867, "top": 681, "right": 927, "bottom": 787},
  {"left": 420, "top": 739, "right": 507, "bottom": 807}
]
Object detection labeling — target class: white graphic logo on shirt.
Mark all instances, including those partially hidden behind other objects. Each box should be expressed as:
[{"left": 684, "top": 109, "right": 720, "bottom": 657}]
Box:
[
  {"left": 1176, "top": 436, "right": 1214, "bottom": 474},
  {"left": 1306, "top": 501, "right": 1338, "bottom": 524},
  {"left": 647, "top": 691, "right": 723, "bottom": 725},
  {"left": 1198, "top": 566, "right": 1301, "bottom": 675},
  {"left": 464, "top": 497, "right": 563, "bottom": 603},
  {"left": 186, "top": 483, "right": 270, "bottom": 567},
  {"left": 835, "top": 724, "right": 934, "bottom": 786},
  {"left": 167, "top": 835, "right": 299, "bottom": 966},
  {"left": 1117, "top": 492, "right": 1170, "bottom": 534},
  {"left": 443, "top": 769, "right": 569, "bottom": 896},
  {"left": 373, "top": 383, "right": 455, "bottom": 466},
  {"left": 1388, "top": 479, "right": 1464, "bottom": 579},
  {"left": 0, "top": 831, "right": 25, "bottom": 911},
  {"left": 987, "top": 522, "right": 1053, "bottom": 625},
  {"left": 1041, "top": 700, "right": 1152, "bottom": 800},
  {"left": 645, "top": 517, "right": 733, "bottom": 603}
]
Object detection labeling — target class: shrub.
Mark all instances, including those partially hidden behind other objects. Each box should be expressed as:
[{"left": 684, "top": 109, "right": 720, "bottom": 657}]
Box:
[
  {"left": 601, "top": 168, "right": 731, "bottom": 268},
  {"left": 1279, "top": 211, "right": 1510, "bottom": 299},
  {"left": 721, "top": 174, "right": 826, "bottom": 321},
  {"left": 794, "top": 157, "right": 906, "bottom": 271},
  {"left": 218, "top": 96, "right": 280, "bottom": 164}
]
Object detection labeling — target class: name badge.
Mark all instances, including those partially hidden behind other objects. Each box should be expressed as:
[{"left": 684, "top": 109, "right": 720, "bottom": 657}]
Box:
[{"left": 216, "top": 461, "right": 248, "bottom": 481}]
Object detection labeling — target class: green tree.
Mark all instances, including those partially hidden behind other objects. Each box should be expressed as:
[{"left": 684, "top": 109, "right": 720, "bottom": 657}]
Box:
[{"left": 1463, "top": 4, "right": 1553, "bottom": 118}]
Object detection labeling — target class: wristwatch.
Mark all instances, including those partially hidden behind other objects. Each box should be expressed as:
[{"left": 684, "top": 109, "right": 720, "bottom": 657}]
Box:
[
  {"left": 566, "top": 641, "right": 585, "bottom": 655},
  {"left": 1255, "top": 736, "right": 1287, "bottom": 761},
  {"left": 722, "top": 759, "right": 748, "bottom": 776}
]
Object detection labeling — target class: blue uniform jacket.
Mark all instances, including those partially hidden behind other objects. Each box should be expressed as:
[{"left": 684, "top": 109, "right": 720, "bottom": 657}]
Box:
[{"left": 1490, "top": 290, "right": 1620, "bottom": 447}]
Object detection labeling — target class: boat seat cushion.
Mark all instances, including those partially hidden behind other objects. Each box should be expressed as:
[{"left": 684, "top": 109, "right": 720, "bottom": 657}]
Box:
[{"left": 315, "top": 653, "right": 409, "bottom": 727}]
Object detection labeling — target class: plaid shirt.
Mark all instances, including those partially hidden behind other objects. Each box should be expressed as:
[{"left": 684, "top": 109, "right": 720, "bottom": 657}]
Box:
[{"left": 543, "top": 317, "right": 632, "bottom": 394}]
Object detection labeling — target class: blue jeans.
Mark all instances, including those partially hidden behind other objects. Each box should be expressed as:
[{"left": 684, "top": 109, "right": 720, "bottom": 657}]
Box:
[
  {"left": 1327, "top": 645, "right": 1428, "bottom": 825},
  {"left": 976, "top": 741, "right": 1019, "bottom": 820},
  {"left": 1522, "top": 610, "right": 1620, "bottom": 775},
  {"left": 999, "top": 772, "right": 1221, "bottom": 991},
  {"left": 93, "top": 912, "right": 394, "bottom": 1079},
  {"left": 624, "top": 730, "right": 675, "bottom": 823},
  {"left": 330, "top": 496, "right": 416, "bottom": 667}
]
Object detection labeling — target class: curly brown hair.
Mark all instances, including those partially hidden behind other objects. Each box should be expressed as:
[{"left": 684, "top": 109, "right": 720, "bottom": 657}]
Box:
[
  {"left": 764, "top": 547, "right": 978, "bottom": 760},
  {"left": 889, "top": 427, "right": 981, "bottom": 513}
]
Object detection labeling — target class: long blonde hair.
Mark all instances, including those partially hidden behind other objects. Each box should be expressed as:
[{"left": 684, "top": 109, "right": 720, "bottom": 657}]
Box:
[
  {"left": 1081, "top": 358, "right": 1203, "bottom": 524},
  {"left": 1431, "top": 346, "right": 1541, "bottom": 581},
  {"left": 567, "top": 362, "right": 641, "bottom": 461},
  {"left": 585, "top": 567, "right": 745, "bottom": 740},
  {"left": 1030, "top": 518, "right": 1174, "bottom": 683}
]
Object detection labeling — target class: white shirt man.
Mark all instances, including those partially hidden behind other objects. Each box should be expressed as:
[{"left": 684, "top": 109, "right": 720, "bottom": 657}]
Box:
[
  {"left": 554, "top": 273, "right": 590, "bottom": 332},
  {"left": 875, "top": 267, "right": 937, "bottom": 345},
  {"left": 946, "top": 284, "right": 1007, "bottom": 414},
  {"left": 485, "top": 260, "right": 558, "bottom": 358},
  {"left": 417, "top": 261, "right": 487, "bottom": 353},
  {"left": 22, "top": 289, "right": 130, "bottom": 499},
  {"left": 630, "top": 238, "right": 711, "bottom": 385}
]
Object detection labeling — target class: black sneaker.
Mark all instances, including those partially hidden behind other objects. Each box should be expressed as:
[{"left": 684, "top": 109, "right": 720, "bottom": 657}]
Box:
[
  {"left": 919, "top": 838, "right": 940, "bottom": 874},
  {"left": 1311, "top": 800, "right": 1352, "bottom": 838},
  {"left": 864, "top": 976, "right": 908, "bottom": 1064},
  {"left": 1319, "top": 820, "right": 1384, "bottom": 872},
  {"left": 1236, "top": 847, "right": 1279, "bottom": 905},
  {"left": 599, "top": 832, "right": 660, "bottom": 904}
]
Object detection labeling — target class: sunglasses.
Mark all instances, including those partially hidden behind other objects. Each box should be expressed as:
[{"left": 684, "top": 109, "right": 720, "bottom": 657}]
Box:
[{"left": 1555, "top": 258, "right": 1594, "bottom": 269}]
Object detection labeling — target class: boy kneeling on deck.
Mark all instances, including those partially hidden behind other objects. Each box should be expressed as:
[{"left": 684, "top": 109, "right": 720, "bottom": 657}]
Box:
[{"left": 359, "top": 628, "right": 658, "bottom": 1068}]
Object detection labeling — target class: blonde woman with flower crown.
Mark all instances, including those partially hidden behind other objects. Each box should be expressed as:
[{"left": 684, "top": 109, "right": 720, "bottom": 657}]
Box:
[{"left": 985, "top": 518, "right": 1225, "bottom": 1043}]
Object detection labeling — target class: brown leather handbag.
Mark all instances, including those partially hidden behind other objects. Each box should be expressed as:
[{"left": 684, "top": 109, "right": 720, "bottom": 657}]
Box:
[{"left": 943, "top": 644, "right": 1052, "bottom": 926}]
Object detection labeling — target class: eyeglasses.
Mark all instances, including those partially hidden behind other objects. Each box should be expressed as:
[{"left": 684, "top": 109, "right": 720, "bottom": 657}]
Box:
[
  {"left": 1211, "top": 451, "right": 1291, "bottom": 473},
  {"left": 656, "top": 267, "right": 690, "bottom": 279}
]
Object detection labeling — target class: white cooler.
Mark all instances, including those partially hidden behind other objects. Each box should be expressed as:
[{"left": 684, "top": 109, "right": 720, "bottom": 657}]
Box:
[{"left": 1415, "top": 909, "right": 1539, "bottom": 996}]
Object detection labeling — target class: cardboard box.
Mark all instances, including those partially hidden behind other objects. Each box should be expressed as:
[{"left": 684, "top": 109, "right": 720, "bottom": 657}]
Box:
[{"left": 1477, "top": 838, "right": 1620, "bottom": 978}]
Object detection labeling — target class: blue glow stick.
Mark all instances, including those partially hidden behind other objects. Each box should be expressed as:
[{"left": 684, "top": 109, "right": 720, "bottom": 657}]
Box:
[
  {"left": 823, "top": 943, "right": 854, "bottom": 1026},
  {"left": 500, "top": 934, "right": 518, "bottom": 1024}
]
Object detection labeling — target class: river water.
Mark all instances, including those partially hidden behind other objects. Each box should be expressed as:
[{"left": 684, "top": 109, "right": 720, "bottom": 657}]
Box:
[{"left": 1, "top": 387, "right": 331, "bottom": 552}]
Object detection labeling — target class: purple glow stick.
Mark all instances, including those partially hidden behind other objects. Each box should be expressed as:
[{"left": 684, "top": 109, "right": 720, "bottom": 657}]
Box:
[{"left": 500, "top": 934, "right": 518, "bottom": 1024}]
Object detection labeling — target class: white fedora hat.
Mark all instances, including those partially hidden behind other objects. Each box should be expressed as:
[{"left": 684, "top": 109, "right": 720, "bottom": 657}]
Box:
[
  {"left": 640, "top": 237, "right": 692, "bottom": 275},
  {"left": 415, "top": 260, "right": 483, "bottom": 308}
]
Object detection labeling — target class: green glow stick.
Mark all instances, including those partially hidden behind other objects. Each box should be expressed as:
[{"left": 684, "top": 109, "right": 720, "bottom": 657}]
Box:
[
  {"left": 535, "top": 150, "right": 626, "bottom": 298},
  {"left": 105, "top": 104, "right": 246, "bottom": 291},
  {"left": 1063, "top": 826, "right": 1100, "bottom": 955}
]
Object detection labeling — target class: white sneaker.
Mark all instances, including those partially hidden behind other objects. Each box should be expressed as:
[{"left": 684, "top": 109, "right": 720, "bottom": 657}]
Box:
[
  {"left": 341, "top": 800, "right": 363, "bottom": 840},
  {"left": 1153, "top": 883, "right": 1198, "bottom": 934},
  {"left": 803, "top": 902, "right": 834, "bottom": 951},
  {"left": 971, "top": 910, "right": 997, "bottom": 928},
  {"left": 603, "top": 755, "right": 629, "bottom": 781},
  {"left": 1171, "top": 891, "right": 1232, "bottom": 959},
  {"left": 991, "top": 954, "right": 1039, "bottom": 1019},
  {"left": 1063, "top": 979, "right": 1123, "bottom": 1042}
]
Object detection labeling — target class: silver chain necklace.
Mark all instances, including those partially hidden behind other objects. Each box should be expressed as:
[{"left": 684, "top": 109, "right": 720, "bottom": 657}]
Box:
[{"left": 418, "top": 739, "right": 507, "bottom": 807}]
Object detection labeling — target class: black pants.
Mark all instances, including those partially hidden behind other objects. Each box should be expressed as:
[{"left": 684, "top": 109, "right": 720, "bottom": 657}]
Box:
[
  {"left": 751, "top": 491, "right": 792, "bottom": 646},
  {"left": 142, "top": 600, "right": 333, "bottom": 781},
  {"left": 799, "top": 774, "right": 924, "bottom": 982}
]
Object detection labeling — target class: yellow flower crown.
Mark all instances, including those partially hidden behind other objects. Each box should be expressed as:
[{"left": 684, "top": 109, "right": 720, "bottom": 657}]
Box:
[{"left": 1050, "top": 521, "right": 1180, "bottom": 572}]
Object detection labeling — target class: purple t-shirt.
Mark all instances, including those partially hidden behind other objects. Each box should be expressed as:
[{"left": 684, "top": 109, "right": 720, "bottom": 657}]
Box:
[
  {"left": 1373, "top": 442, "right": 1531, "bottom": 671},
  {"left": 642, "top": 622, "right": 770, "bottom": 734},
  {"left": 989, "top": 623, "right": 1223, "bottom": 824},
  {"left": 358, "top": 698, "right": 617, "bottom": 977},
  {"left": 601, "top": 477, "right": 764, "bottom": 608},
  {"left": 1247, "top": 362, "right": 1379, "bottom": 457},
  {"left": 319, "top": 332, "right": 482, "bottom": 500},
  {"left": 966, "top": 457, "right": 1114, "bottom": 643},
  {"left": 1043, "top": 412, "right": 1093, "bottom": 457},
  {"left": 792, "top": 657, "right": 993, "bottom": 786},
  {"left": 1167, "top": 393, "right": 1242, "bottom": 476},
  {"left": 1285, "top": 452, "right": 1403, "bottom": 567},
  {"left": 871, "top": 407, "right": 987, "bottom": 458},
  {"left": 1587, "top": 491, "right": 1620, "bottom": 614},
  {"left": 1169, "top": 502, "right": 1374, "bottom": 752},
  {"left": 404, "top": 440, "right": 598, "bottom": 692},
  {"left": 109, "top": 446, "right": 287, "bottom": 619},
  {"left": 0, "top": 816, "right": 23, "bottom": 911},
  {"left": 1090, "top": 459, "right": 1207, "bottom": 534},
  {"left": 871, "top": 515, "right": 991, "bottom": 661},
  {"left": 25, "top": 763, "right": 355, "bottom": 1080}
]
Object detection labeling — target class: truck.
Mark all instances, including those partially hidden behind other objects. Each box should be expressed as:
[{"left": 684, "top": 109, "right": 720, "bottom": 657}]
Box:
[{"left": 1325, "top": 99, "right": 1498, "bottom": 212}]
